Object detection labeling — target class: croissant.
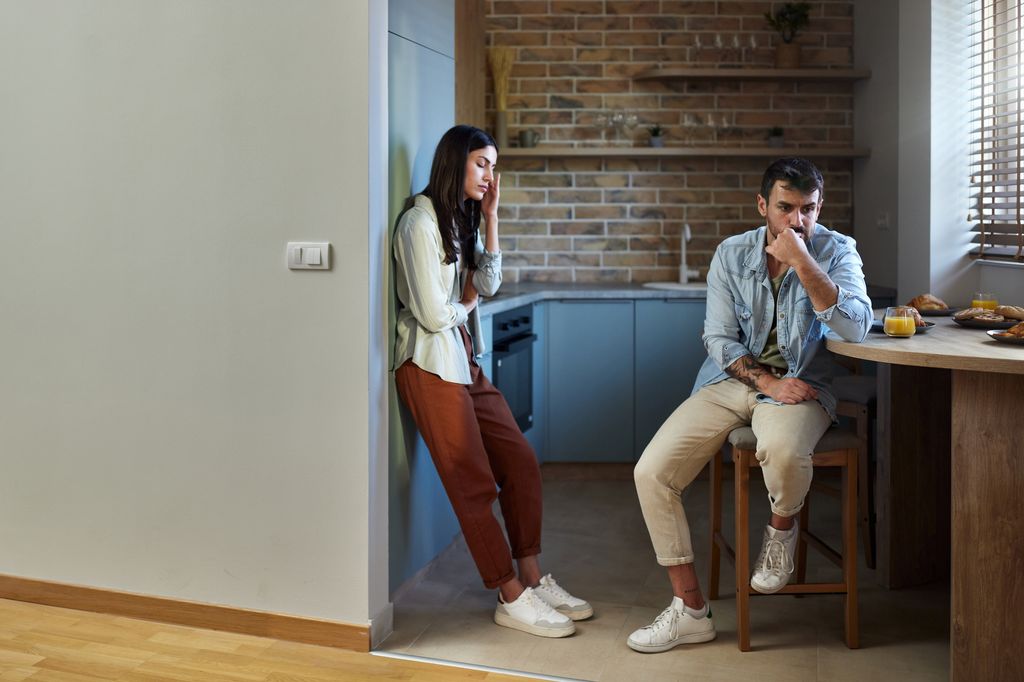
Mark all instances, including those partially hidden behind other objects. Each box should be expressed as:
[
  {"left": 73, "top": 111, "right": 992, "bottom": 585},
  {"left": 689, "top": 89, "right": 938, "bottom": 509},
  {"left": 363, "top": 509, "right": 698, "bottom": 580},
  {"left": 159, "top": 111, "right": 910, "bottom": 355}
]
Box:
[
  {"left": 906, "top": 306, "right": 927, "bottom": 327},
  {"left": 995, "top": 305, "right": 1024, "bottom": 320},
  {"left": 907, "top": 293, "right": 948, "bottom": 310}
]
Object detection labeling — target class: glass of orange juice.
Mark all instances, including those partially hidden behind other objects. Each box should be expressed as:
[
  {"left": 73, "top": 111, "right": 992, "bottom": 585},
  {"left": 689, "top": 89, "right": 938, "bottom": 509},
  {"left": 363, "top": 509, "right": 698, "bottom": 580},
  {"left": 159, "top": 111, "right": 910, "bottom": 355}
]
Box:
[
  {"left": 971, "top": 292, "right": 998, "bottom": 310},
  {"left": 883, "top": 306, "right": 917, "bottom": 338}
]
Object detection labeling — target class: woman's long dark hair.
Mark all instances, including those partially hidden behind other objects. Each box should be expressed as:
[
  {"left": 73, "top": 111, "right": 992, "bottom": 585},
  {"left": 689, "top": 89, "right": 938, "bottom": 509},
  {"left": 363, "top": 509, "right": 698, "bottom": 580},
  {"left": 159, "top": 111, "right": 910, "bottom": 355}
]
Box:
[{"left": 422, "top": 125, "right": 498, "bottom": 266}]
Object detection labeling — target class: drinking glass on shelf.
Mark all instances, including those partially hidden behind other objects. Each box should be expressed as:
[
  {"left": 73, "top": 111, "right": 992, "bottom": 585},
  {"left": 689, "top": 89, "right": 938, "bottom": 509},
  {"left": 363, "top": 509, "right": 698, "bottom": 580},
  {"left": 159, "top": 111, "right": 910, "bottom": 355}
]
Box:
[
  {"left": 971, "top": 292, "right": 998, "bottom": 310},
  {"left": 682, "top": 113, "right": 699, "bottom": 144},
  {"left": 883, "top": 306, "right": 917, "bottom": 338}
]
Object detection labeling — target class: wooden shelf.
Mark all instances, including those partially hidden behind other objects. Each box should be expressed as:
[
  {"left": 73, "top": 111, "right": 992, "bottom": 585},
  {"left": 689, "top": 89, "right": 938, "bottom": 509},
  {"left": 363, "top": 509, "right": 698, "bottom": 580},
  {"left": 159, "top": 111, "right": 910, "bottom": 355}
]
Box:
[
  {"left": 501, "top": 146, "right": 870, "bottom": 159},
  {"left": 633, "top": 67, "right": 871, "bottom": 82}
]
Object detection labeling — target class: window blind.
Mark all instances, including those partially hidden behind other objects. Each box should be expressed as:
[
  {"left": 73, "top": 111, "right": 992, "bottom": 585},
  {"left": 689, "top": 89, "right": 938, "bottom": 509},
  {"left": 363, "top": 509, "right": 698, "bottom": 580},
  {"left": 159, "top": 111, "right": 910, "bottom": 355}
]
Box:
[{"left": 969, "top": 0, "right": 1024, "bottom": 260}]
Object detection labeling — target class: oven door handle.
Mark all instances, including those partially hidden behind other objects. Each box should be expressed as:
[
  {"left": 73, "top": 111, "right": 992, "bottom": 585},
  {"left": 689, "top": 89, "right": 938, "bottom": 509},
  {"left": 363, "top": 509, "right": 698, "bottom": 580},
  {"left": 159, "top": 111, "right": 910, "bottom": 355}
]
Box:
[{"left": 493, "top": 333, "right": 537, "bottom": 354}]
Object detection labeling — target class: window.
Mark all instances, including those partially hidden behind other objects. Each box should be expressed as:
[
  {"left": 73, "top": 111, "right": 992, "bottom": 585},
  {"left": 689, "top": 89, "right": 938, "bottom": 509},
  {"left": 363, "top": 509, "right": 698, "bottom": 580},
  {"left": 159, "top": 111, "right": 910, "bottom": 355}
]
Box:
[{"left": 970, "top": 0, "right": 1024, "bottom": 261}]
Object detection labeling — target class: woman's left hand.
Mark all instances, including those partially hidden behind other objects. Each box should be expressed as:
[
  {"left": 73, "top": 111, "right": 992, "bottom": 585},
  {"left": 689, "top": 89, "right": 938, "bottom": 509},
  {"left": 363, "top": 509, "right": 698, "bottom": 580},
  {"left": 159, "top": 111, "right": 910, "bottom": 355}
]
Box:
[{"left": 481, "top": 172, "right": 500, "bottom": 221}]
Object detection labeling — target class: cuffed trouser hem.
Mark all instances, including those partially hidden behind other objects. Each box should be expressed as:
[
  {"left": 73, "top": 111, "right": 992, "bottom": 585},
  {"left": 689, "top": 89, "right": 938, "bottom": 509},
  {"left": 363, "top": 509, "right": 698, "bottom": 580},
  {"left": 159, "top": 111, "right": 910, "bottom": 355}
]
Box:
[
  {"left": 512, "top": 546, "right": 541, "bottom": 560},
  {"left": 769, "top": 500, "right": 805, "bottom": 518},
  {"left": 483, "top": 570, "right": 519, "bottom": 590},
  {"left": 656, "top": 555, "right": 695, "bottom": 567}
]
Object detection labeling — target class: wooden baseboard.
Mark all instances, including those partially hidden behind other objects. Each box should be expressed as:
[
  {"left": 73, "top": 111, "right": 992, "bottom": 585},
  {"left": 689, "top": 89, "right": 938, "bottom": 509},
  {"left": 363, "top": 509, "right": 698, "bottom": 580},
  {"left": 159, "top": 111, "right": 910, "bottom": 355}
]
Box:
[{"left": 0, "top": 573, "right": 369, "bottom": 652}]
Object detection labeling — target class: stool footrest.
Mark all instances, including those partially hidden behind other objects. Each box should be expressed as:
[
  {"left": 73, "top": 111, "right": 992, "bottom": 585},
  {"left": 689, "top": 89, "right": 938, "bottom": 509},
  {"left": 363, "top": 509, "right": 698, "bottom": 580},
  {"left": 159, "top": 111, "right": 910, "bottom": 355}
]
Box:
[{"left": 755, "top": 583, "right": 848, "bottom": 595}]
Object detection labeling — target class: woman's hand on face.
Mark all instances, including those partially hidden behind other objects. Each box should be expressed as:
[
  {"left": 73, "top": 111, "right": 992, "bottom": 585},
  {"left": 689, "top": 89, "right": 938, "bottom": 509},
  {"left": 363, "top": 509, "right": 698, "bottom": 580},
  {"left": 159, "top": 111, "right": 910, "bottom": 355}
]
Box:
[
  {"left": 480, "top": 172, "right": 500, "bottom": 221},
  {"left": 461, "top": 278, "right": 479, "bottom": 313}
]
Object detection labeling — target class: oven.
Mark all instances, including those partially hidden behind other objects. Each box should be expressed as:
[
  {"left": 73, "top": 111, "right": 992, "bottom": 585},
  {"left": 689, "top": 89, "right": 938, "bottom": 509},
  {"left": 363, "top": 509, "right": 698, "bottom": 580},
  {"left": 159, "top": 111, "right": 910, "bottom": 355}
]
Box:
[{"left": 491, "top": 305, "right": 537, "bottom": 432}]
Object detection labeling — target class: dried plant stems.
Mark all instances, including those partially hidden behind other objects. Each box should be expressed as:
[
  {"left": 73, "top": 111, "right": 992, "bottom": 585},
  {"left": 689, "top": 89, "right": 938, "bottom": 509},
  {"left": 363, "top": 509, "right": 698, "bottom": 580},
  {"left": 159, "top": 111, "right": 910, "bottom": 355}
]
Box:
[{"left": 487, "top": 47, "right": 516, "bottom": 112}]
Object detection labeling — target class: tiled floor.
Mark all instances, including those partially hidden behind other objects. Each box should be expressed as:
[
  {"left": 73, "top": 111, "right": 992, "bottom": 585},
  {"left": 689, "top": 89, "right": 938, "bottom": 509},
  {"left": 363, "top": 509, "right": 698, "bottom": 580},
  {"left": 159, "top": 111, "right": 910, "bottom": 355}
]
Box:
[{"left": 380, "top": 469, "right": 950, "bottom": 681}]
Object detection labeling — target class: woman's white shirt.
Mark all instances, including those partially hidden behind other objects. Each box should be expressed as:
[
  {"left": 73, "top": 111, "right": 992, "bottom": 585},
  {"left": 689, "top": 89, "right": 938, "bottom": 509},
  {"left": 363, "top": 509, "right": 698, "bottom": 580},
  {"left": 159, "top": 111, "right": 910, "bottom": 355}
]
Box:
[{"left": 393, "top": 194, "right": 502, "bottom": 384}]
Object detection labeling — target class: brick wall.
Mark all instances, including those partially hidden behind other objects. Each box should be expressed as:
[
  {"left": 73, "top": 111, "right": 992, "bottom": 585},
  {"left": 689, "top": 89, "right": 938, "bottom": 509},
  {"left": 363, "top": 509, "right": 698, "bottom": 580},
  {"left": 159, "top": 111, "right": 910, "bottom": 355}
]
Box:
[{"left": 484, "top": 0, "right": 856, "bottom": 283}]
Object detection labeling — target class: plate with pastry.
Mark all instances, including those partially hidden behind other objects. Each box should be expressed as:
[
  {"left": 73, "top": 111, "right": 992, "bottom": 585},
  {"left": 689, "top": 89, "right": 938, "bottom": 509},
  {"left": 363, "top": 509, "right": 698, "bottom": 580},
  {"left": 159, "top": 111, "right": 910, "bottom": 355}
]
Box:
[
  {"left": 907, "top": 293, "right": 954, "bottom": 316},
  {"left": 953, "top": 307, "right": 1016, "bottom": 329},
  {"left": 986, "top": 321, "right": 1024, "bottom": 345}
]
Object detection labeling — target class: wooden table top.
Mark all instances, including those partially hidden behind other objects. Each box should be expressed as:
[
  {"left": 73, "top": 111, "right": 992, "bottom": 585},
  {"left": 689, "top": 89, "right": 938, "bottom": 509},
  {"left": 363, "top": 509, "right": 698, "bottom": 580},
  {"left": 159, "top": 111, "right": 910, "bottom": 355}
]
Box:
[{"left": 826, "top": 314, "right": 1024, "bottom": 374}]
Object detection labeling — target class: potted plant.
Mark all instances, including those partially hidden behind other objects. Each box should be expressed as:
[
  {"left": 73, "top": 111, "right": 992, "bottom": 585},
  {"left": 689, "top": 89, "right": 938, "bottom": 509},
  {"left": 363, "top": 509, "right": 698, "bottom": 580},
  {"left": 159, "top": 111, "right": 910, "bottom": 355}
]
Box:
[
  {"left": 764, "top": 2, "right": 811, "bottom": 69},
  {"left": 767, "top": 126, "right": 785, "bottom": 148},
  {"left": 647, "top": 124, "right": 665, "bottom": 148}
]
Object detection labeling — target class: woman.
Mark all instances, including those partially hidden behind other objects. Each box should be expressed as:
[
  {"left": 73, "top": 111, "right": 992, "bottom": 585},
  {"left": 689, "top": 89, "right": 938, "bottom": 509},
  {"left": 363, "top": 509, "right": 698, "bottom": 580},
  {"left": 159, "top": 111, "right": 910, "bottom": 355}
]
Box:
[{"left": 393, "top": 125, "right": 591, "bottom": 638}]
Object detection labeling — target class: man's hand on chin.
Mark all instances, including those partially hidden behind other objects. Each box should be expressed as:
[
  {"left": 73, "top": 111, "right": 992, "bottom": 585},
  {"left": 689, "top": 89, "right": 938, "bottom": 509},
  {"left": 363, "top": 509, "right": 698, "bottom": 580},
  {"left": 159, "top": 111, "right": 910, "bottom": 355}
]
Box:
[{"left": 765, "top": 227, "right": 811, "bottom": 269}]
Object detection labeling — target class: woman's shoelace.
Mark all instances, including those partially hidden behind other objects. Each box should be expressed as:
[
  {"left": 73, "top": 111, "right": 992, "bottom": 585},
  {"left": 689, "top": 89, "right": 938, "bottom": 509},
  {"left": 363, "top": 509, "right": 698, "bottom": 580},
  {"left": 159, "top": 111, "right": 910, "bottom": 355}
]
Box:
[{"left": 540, "top": 575, "right": 571, "bottom": 600}]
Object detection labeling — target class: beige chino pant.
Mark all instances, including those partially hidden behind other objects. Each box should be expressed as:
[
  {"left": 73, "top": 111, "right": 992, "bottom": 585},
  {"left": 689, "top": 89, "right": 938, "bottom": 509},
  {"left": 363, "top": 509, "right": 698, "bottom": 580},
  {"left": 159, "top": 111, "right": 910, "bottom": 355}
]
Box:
[{"left": 634, "top": 378, "right": 832, "bottom": 566}]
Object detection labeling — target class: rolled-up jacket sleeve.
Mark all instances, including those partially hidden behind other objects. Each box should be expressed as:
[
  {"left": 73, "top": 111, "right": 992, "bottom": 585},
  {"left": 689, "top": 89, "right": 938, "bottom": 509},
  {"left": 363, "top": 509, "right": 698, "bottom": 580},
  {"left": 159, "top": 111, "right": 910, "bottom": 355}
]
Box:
[
  {"left": 814, "top": 238, "right": 872, "bottom": 343},
  {"left": 703, "top": 249, "right": 752, "bottom": 371},
  {"left": 472, "top": 233, "right": 502, "bottom": 297},
  {"left": 394, "top": 212, "right": 468, "bottom": 333}
]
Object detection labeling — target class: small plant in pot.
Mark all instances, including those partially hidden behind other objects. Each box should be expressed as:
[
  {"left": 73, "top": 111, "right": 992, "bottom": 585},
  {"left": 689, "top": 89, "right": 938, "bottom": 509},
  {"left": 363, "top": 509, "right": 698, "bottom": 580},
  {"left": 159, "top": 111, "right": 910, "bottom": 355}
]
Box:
[
  {"left": 647, "top": 124, "right": 666, "bottom": 147},
  {"left": 767, "top": 126, "right": 785, "bottom": 148},
  {"left": 764, "top": 2, "right": 811, "bottom": 69}
]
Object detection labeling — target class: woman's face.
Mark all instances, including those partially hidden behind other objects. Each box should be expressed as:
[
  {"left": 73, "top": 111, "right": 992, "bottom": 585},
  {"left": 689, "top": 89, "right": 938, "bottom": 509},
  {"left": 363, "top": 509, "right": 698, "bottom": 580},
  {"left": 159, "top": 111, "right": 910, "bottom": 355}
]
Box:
[{"left": 462, "top": 146, "right": 498, "bottom": 202}]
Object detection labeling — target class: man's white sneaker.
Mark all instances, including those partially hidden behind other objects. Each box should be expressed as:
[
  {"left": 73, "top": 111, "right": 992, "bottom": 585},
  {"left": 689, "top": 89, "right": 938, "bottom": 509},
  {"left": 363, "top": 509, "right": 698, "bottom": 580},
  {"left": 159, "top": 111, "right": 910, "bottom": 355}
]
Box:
[
  {"left": 626, "top": 597, "right": 716, "bottom": 653},
  {"left": 750, "top": 522, "right": 799, "bottom": 594},
  {"left": 532, "top": 574, "right": 593, "bottom": 621},
  {"left": 494, "top": 587, "right": 576, "bottom": 638}
]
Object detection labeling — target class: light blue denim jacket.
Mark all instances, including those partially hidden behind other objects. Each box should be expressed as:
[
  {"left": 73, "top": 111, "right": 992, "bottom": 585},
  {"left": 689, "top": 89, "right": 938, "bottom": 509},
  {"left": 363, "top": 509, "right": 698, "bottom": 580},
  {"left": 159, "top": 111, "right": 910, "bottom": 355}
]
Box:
[{"left": 693, "top": 224, "right": 872, "bottom": 420}]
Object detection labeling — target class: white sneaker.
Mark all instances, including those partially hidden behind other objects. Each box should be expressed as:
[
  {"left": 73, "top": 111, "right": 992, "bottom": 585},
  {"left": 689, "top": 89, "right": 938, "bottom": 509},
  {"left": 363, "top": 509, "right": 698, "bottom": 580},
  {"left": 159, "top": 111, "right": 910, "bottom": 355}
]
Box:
[
  {"left": 750, "top": 522, "right": 799, "bottom": 594},
  {"left": 533, "top": 574, "right": 593, "bottom": 621},
  {"left": 627, "top": 597, "right": 716, "bottom": 653},
  {"left": 494, "top": 587, "right": 576, "bottom": 638}
]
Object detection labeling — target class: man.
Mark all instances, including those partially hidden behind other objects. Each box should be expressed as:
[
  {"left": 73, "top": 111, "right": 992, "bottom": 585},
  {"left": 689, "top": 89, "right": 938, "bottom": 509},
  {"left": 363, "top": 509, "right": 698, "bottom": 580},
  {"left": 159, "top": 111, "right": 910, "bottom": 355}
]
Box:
[{"left": 627, "top": 158, "right": 872, "bottom": 653}]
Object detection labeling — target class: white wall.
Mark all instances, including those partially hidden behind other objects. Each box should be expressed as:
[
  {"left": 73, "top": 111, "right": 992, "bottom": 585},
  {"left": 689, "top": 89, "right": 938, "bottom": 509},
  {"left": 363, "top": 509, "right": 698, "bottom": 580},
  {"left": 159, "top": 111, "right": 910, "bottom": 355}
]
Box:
[
  {"left": 897, "top": 0, "right": 933, "bottom": 302},
  {"left": 853, "top": 0, "right": 900, "bottom": 290},
  {"left": 930, "top": 0, "right": 979, "bottom": 305},
  {"left": 0, "top": 1, "right": 376, "bottom": 625}
]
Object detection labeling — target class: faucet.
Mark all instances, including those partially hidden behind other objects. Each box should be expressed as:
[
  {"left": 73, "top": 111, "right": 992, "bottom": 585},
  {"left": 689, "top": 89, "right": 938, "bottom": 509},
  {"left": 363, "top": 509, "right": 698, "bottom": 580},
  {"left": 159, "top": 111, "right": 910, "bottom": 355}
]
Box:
[{"left": 679, "top": 223, "right": 701, "bottom": 284}]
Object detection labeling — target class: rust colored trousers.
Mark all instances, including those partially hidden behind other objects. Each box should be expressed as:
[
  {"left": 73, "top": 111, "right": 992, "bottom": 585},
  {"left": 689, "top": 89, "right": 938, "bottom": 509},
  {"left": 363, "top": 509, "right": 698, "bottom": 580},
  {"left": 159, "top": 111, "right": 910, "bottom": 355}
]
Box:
[{"left": 395, "top": 327, "right": 543, "bottom": 589}]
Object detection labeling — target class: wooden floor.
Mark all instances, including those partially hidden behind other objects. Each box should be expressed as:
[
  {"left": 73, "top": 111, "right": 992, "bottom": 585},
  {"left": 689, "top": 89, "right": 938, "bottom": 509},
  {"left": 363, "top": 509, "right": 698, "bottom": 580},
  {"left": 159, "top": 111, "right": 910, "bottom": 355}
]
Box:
[{"left": 0, "top": 598, "right": 534, "bottom": 681}]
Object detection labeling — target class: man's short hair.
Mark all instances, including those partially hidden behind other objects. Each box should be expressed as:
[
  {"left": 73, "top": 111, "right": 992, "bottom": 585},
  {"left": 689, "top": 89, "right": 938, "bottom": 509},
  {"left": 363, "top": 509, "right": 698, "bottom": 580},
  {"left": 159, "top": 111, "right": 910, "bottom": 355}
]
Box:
[{"left": 759, "top": 158, "right": 824, "bottom": 202}]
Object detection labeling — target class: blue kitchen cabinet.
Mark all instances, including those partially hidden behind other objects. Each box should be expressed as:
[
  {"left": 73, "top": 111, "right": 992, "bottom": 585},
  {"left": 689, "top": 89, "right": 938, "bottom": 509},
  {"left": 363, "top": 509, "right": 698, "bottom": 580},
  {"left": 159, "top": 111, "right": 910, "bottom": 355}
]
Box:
[
  {"left": 634, "top": 299, "right": 709, "bottom": 457},
  {"left": 547, "top": 300, "right": 635, "bottom": 462},
  {"left": 525, "top": 302, "right": 547, "bottom": 460},
  {"left": 476, "top": 312, "right": 493, "bottom": 379}
]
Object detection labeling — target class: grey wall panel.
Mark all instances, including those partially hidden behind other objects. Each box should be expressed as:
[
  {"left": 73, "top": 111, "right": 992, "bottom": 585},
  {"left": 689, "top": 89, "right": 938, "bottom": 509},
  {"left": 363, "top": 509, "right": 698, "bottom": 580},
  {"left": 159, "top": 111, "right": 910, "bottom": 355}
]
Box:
[
  {"left": 387, "top": 27, "right": 456, "bottom": 593},
  {"left": 389, "top": 0, "right": 454, "bottom": 58}
]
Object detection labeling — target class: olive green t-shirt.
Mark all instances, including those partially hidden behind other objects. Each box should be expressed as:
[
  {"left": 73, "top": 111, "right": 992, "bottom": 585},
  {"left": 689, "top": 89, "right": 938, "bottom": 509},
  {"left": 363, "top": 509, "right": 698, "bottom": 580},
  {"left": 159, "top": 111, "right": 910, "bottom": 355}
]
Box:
[{"left": 757, "top": 271, "right": 789, "bottom": 370}]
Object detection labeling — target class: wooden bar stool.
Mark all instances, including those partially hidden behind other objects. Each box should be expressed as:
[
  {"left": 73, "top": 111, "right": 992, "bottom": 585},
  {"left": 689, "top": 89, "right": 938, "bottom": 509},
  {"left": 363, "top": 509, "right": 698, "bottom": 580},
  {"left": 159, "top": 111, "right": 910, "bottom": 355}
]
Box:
[{"left": 708, "top": 426, "right": 860, "bottom": 651}]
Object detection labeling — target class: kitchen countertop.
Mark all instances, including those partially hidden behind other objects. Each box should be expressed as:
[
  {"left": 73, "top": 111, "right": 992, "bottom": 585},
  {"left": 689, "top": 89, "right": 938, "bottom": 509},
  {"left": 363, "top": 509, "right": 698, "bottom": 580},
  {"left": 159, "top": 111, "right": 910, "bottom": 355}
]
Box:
[
  {"left": 482, "top": 281, "right": 708, "bottom": 315},
  {"left": 482, "top": 282, "right": 897, "bottom": 316}
]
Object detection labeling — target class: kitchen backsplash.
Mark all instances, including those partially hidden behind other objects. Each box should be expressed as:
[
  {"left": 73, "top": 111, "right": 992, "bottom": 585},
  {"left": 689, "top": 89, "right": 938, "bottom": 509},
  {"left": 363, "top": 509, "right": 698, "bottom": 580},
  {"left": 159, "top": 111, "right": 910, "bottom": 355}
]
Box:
[{"left": 485, "top": 0, "right": 855, "bottom": 283}]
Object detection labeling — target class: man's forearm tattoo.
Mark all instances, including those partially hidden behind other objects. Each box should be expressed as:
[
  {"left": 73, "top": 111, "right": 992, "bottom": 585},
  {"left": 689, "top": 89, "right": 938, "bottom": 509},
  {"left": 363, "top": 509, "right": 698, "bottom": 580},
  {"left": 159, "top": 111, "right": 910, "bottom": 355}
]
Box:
[{"left": 725, "top": 355, "right": 771, "bottom": 392}]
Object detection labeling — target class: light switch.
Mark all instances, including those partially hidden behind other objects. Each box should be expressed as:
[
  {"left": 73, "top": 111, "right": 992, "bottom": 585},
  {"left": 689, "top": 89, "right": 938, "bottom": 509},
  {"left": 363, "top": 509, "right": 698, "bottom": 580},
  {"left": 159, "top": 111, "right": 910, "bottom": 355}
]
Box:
[
  {"left": 302, "top": 248, "right": 321, "bottom": 265},
  {"left": 287, "top": 242, "right": 330, "bottom": 270}
]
